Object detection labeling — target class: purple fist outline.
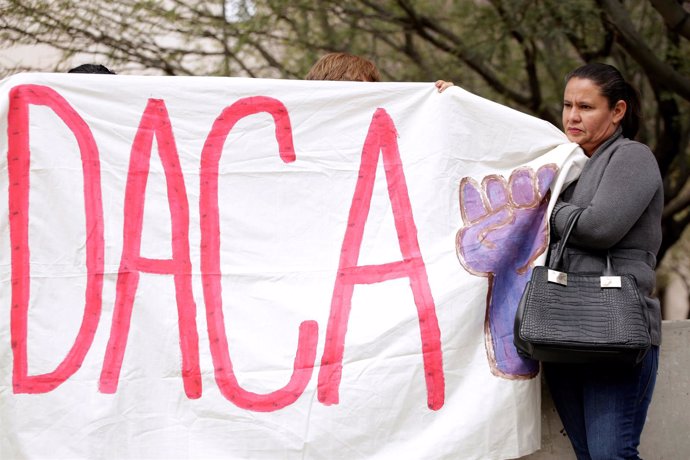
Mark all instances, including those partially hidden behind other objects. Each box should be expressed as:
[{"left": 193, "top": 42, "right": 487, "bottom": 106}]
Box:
[{"left": 456, "top": 164, "right": 557, "bottom": 379}]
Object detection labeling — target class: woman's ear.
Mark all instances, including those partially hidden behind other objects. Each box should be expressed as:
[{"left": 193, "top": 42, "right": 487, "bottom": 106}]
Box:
[{"left": 613, "top": 99, "right": 627, "bottom": 124}]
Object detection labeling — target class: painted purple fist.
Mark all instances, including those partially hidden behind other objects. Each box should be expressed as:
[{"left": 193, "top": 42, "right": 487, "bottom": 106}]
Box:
[{"left": 456, "top": 164, "right": 557, "bottom": 378}]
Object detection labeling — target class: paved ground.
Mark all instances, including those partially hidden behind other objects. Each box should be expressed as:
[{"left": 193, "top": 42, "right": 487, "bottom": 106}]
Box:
[{"left": 523, "top": 320, "right": 690, "bottom": 460}]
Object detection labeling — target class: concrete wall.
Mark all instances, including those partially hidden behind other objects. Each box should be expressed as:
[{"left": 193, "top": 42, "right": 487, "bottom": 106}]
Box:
[{"left": 523, "top": 320, "right": 690, "bottom": 460}]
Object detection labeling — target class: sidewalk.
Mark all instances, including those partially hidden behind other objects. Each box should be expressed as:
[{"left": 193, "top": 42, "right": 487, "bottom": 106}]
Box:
[{"left": 523, "top": 320, "right": 690, "bottom": 459}]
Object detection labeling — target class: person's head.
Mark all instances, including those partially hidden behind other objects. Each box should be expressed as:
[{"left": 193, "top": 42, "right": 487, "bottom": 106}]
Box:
[
  {"left": 305, "top": 52, "right": 381, "bottom": 82},
  {"left": 562, "top": 63, "right": 641, "bottom": 156},
  {"left": 68, "top": 64, "right": 116, "bottom": 75}
]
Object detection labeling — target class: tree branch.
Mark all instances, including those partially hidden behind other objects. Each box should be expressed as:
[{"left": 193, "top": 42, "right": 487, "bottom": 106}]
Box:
[
  {"left": 649, "top": 0, "right": 690, "bottom": 41},
  {"left": 597, "top": 0, "right": 690, "bottom": 101}
]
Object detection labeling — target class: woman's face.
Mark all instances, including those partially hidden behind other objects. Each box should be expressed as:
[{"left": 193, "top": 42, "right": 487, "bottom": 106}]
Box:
[{"left": 562, "top": 77, "right": 626, "bottom": 156}]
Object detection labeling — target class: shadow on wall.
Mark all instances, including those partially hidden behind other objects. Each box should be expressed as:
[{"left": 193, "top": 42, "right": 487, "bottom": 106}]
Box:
[{"left": 657, "top": 225, "right": 690, "bottom": 321}]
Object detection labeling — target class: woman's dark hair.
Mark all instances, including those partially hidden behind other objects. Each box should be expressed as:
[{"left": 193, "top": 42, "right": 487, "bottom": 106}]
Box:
[
  {"left": 565, "top": 63, "right": 641, "bottom": 139},
  {"left": 68, "top": 64, "right": 116, "bottom": 75}
]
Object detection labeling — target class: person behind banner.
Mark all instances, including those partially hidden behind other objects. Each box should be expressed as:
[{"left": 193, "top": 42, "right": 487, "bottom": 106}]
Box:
[
  {"left": 307, "top": 52, "right": 456, "bottom": 94},
  {"left": 68, "top": 63, "right": 116, "bottom": 74},
  {"left": 542, "top": 63, "right": 663, "bottom": 459},
  {"left": 305, "top": 52, "right": 381, "bottom": 82}
]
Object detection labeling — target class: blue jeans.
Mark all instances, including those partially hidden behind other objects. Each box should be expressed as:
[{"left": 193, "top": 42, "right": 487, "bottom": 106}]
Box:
[{"left": 543, "top": 346, "right": 659, "bottom": 460}]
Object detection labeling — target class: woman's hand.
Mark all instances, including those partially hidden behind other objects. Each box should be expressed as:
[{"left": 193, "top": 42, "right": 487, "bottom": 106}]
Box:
[{"left": 435, "top": 80, "right": 454, "bottom": 92}]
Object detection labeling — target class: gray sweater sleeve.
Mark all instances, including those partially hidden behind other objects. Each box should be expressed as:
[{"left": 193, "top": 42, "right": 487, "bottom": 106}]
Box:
[{"left": 551, "top": 143, "right": 661, "bottom": 248}]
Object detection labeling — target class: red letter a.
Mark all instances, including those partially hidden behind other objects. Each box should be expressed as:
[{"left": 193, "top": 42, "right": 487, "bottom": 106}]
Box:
[
  {"left": 8, "top": 85, "right": 105, "bottom": 393},
  {"left": 99, "top": 99, "right": 201, "bottom": 398},
  {"left": 317, "top": 109, "right": 445, "bottom": 410}
]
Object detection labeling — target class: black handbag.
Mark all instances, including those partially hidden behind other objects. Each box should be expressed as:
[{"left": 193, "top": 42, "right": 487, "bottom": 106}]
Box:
[{"left": 514, "top": 209, "right": 651, "bottom": 364}]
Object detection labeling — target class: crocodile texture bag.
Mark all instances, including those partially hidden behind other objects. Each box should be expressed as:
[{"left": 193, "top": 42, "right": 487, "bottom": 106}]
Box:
[{"left": 514, "top": 210, "right": 651, "bottom": 364}]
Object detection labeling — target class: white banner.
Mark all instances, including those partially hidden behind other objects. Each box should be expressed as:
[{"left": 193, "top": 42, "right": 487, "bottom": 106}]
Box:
[{"left": 0, "top": 73, "right": 584, "bottom": 459}]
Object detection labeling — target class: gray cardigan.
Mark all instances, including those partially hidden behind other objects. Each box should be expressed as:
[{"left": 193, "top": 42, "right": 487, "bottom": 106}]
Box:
[{"left": 549, "top": 128, "right": 664, "bottom": 345}]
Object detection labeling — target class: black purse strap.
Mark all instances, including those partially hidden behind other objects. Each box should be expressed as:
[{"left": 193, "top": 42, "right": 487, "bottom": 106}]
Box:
[
  {"left": 551, "top": 208, "right": 583, "bottom": 271},
  {"left": 604, "top": 250, "right": 616, "bottom": 276},
  {"left": 551, "top": 208, "right": 617, "bottom": 276}
]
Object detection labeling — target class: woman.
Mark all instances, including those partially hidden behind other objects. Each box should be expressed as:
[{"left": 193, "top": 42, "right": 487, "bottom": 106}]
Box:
[
  {"left": 436, "top": 63, "right": 661, "bottom": 456},
  {"left": 544, "top": 63, "right": 663, "bottom": 459}
]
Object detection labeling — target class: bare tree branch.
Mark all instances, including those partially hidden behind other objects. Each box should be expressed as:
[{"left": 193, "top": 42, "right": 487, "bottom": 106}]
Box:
[
  {"left": 649, "top": 0, "right": 690, "bottom": 40},
  {"left": 598, "top": 0, "right": 690, "bottom": 101}
]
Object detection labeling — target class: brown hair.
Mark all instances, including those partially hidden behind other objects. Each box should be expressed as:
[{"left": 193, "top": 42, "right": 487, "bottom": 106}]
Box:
[{"left": 305, "top": 52, "right": 381, "bottom": 82}]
